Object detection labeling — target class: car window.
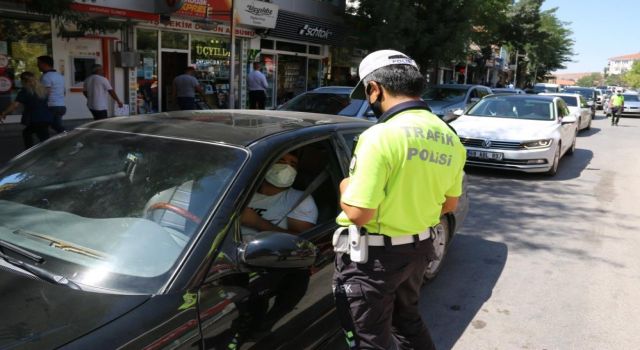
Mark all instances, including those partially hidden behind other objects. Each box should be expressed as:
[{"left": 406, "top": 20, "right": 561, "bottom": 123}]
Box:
[
  {"left": 239, "top": 140, "right": 341, "bottom": 241},
  {"left": 579, "top": 96, "right": 588, "bottom": 108},
  {"left": 0, "top": 130, "right": 247, "bottom": 293},
  {"left": 423, "top": 87, "right": 467, "bottom": 103},
  {"left": 278, "top": 92, "right": 365, "bottom": 117},
  {"left": 477, "top": 88, "right": 491, "bottom": 98},
  {"left": 556, "top": 100, "right": 569, "bottom": 118}
]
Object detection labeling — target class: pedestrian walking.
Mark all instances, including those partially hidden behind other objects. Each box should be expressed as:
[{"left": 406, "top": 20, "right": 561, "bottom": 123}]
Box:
[
  {"left": 0, "top": 72, "right": 53, "bottom": 149},
  {"left": 172, "top": 66, "right": 203, "bottom": 110},
  {"left": 610, "top": 88, "right": 624, "bottom": 126},
  {"left": 332, "top": 50, "right": 467, "bottom": 350},
  {"left": 83, "top": 64, "right": 123, "bottom": 120},
  {"left": 247, "top": 62, "right": 268, "bottom": 109},
  {"left": 37, "top": 55, "right": 66, "bottom": 133}
]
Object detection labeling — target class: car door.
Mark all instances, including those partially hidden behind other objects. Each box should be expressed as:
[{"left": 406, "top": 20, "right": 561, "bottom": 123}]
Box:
[
  {"left": 196, "top": 134, "right": 347, "bottom": 350},
  {"left": 556, "top": 99, "right": 574, "bottom": 153},
  {"left": 578, "top": 96, "right": 591, "bottom": 128}
]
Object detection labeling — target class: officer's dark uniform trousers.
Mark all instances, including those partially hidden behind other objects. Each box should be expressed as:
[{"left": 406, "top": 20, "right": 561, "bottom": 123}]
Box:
[{"left": 332, "top": 101, "right": 439, "bottom": 350}]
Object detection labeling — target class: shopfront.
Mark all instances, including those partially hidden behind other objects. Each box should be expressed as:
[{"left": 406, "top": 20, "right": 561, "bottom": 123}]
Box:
[
  {"left": 260, "top": 10, "right": 344, "bottom": 108},
  {"left": 0, "top": 13, "right": 53, "bottom": 123},
  {"left": 135, "top": 19, "right": 254, "bottom": 113}
]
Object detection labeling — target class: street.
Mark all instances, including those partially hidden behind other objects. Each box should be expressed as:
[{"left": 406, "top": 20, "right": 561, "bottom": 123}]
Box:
[{"left": 423, "top": 111, "right": 640, "bottom": 349}]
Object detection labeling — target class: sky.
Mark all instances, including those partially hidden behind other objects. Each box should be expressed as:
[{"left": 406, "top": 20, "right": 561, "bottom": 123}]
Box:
[{"left": 541, "top": 0, "right": 639, "bottom": 74}]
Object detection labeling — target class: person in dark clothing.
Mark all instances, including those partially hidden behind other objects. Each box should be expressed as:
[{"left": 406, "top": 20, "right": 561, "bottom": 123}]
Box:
[{"left": 0, "top": 72, "right": 54, "bottom": 149}]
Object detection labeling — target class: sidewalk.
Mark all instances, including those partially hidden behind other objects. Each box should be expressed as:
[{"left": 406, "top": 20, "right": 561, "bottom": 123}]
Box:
[{"left": 0, "top": 119, "right": 92, "bottom": 164}]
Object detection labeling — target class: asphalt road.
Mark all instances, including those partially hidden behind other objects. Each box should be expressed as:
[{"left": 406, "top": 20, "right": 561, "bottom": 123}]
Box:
[{"left": 423, "top": 111, "right": 640, "bottom": 349}]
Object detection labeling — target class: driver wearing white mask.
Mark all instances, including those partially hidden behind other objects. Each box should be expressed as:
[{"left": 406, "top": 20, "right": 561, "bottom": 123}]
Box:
[{"left": 241, "top": 152, "right": 318, "bottom": 235}]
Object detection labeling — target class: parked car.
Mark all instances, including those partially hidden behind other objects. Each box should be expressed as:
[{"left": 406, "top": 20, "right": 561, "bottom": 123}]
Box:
[
  {"left": 594, "top": 89, "right": 604, "bottom": 109},
  {"left": 620, "top": 92, "right": 640, "bottom": 117},
  {"left": 533, "top": 83, "right": 560, "bottom": 93},
  {"left": 422, "top": 84, "right": 492, "bottom": 120},
  {"left": 540, "top": 93, "right": 592, "bottom": 130},
  {"left": 276, "top": 86, "right": 375, "bottom": 121},
  {"left": 0, "top": 110, "right": 468, "bottom": 349},
  {"left": 491, "top": 88, "right": 526, "bottom": 95},
  {"left": 451, "top": 95, "right": 578, "bottom": 176},
  {"left": 562, "top": 87, "right": 597, "bottom": 118}
]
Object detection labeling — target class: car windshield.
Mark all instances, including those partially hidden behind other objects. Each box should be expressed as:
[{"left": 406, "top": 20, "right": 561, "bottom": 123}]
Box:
[
  {"left": 466, "top": 97, "right": 554, "bottom": 120},
  {"left": 422, "top": 87, "right": 467, "bottom": 103},
  {"left": 534, "top": 85, "right": 559, "bottom": 93},
  {"left": 0, "top": 130, "right": 246, "bottom": 294},
  {"left": 564, "top": 88, "right": 594, "bottom": 101},
  {"left": 623, "top": 94, "right": 639, "bottom": 102},
  {"left": 278, "top": 92, "right": 364, "bottom": 117}
]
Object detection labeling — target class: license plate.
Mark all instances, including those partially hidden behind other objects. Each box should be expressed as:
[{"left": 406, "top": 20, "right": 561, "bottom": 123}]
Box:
[{"left": 467, "top": 150, "right": 504, "bottom": 160}]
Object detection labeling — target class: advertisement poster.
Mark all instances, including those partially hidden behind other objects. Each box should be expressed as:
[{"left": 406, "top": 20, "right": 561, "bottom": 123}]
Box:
[{"left": 174, "top": 0, "right": 232, "bottom": 22}]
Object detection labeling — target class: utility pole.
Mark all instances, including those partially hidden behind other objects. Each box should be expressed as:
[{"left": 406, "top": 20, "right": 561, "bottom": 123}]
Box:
[
  {"left": 229, "top": 0, "right": 236, "bottom": 109},
  {"left": 512, "top": 49, "right": 519, "bottom": 87}
]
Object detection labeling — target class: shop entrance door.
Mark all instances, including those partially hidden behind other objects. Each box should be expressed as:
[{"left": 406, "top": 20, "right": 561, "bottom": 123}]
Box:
[{"left": 161, "top": 51, "right": 188, "bottom": 111}]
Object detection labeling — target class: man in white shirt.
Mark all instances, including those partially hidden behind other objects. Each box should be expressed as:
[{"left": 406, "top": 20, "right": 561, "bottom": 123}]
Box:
[
  {"left": 83, "top": 64, "right": 123, "bottom": 120},
  {"left": 37, "top": 55, "right": 66, "bottom": 133},
  {"left": 241, "top": 152, "right": 318, "bottom": 236},
  {"left": 247, "top": 62, "right": 269, "bottom": 109}
]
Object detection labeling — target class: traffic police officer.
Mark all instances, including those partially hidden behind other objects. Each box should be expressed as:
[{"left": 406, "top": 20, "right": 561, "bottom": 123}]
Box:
[
  {"left": 333, "top": 50, "right": 466, "bottom": 350},
  {"left": 610, "top": 89, "right": 624, "bottom": 126}
]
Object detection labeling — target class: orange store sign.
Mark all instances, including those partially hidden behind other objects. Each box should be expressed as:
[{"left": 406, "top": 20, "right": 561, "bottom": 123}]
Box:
[{"left": 174, "top": 0, "right": 232, "bottom": 22}]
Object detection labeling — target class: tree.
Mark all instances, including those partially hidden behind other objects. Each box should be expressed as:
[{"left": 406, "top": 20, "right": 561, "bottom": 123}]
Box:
[
  {"left": 576, "top": 73, "right": 603, "bottom": 87},
  {"left": 24, "top": 0, "right": 124, "bottom": 37},
  {"left": 345, "top": 0, "right": 511, "bottom": 71},
  {"left": 605, "top": 74, "right": 625, "bottom": 87},
  {"left": 623, "top": 61, "right": 640, "bottom": 89}
]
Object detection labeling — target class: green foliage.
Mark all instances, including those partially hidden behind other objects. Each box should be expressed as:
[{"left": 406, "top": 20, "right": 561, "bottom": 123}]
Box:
[
  {"left": 25, "top": 0, "right": 124, "bottom": 38},
  {"left": 575, "top": 73, "right": 603, "bottom": 87},
  {"left": 623, "top": 61, "right": 640, "bottom": 89},
  {"left": 605, "top": 74, "right": 625, "bottom": 87}
]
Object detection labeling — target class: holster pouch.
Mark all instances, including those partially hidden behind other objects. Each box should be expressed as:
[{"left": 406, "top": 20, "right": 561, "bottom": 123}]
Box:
[{"left": 333, "top": 225, "right": 369, "bottom": 263}]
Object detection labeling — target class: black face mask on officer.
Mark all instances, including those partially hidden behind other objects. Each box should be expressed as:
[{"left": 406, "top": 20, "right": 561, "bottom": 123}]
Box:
[{"left": 366, "top": 82, "right": 384, "bottom": 118}]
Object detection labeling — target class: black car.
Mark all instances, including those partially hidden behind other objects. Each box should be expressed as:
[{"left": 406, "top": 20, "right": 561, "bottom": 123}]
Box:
[{"left": 0, "top": 110, "right": 467, "bottom": 349}]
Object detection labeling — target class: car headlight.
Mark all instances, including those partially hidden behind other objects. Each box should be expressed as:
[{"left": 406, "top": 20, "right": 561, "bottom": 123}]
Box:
[{"left": 523, "top": 139, "right": 553, "bottom": 149}]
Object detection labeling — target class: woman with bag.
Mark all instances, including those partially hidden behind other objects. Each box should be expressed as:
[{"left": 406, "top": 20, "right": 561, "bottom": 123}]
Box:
[{"left": 0, "top": 71, "right": 54, "bottom": 149}]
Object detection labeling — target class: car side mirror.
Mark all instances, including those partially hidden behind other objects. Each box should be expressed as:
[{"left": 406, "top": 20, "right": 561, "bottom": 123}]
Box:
[
  {"left": 561, "top": 115, "right": 577, "bottom": 124},
  {"left": 239, "top": 232, "right": 317, "bottom": 269}
]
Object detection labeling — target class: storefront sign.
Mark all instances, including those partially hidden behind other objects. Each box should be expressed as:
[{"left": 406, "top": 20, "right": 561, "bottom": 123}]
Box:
[
  {"left": 0, "top": 54, "right": 8, "bottom": 69},
  {"left": 0, "top": 77, "right": 12, "bottom": 93},
  {"left": 174, "top": 0, "right": 232, "bottom": 22},
  {"left": 298, "top": 25, "right": 332, "bottom": 40},
  {"left": 70, "top": 2, "right": 160, "bottom": 21},
  {"left": 194, "top": 45, "right": 230, "bottom": 59},
  {"left": 270, "top": 10, "right": 344, "bottom": 46},
  {"left": 235, "top": 0, "right": 278, "bottom": 29},
  {"left": 72, "top": 0, "right": 184, "bottom": 15},
  {"left": 145, "top": 18, "right": 255, "bottom": 37}
]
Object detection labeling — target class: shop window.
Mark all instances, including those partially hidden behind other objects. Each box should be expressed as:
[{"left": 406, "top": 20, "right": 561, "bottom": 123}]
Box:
[
  {"left": 191, "top": 34, "right": 231, "bottom": 109},
  {"left": 276, "top": 41, "right": 306, "bottom": 54},
  {"left": 161, "top": 31, "right": 189, "bottom": 50},
  {"left": 136, "top": 29, "right": 158, "bottom": 114},
  {"left": 260, "top": 39, "right": 274, "bottom": 50},
  {"left": 308, "top": 46, "right": 321, "bottom": 55},
  {"left": 72, "top": 57, "right": 98, "bottom": 86},
  {"left": 0, "top": 17, "right": 52, "bottom": 115}
]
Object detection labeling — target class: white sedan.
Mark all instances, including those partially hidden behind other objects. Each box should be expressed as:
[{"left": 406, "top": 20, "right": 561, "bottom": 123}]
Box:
[
  {"left": 540, "top": 93, "right": 592, "bottom": 131},
  {"left": 451, "top": 95, "right": 578, "bottom": 176}
]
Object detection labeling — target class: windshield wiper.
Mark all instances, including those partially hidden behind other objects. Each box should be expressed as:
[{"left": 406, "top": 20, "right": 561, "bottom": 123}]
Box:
[
  {"left": 0, "top": 243, "right": 80, "bottom": 290},
  {"left": 13, "top": 229, "right": 107, "bottom": 260},
  {"left": 0, "top": 239, "right": 43, "bottom": 263}
]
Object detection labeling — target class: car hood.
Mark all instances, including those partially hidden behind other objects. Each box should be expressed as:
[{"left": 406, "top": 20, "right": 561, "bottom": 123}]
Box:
[
  {"left": 425, "top": 100, "right": 463, "bottom": 115},
  {"left": 451, "top": 115, "right": 558, "bottom": 141},
  {"left": 0, "top": 267, "right": 149, "bottom": 349}
]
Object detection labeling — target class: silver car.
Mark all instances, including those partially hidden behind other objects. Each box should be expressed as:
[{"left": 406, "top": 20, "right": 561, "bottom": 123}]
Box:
[
  {"left": 423, "top": 84, "right": 492, "bottom": 120},
  {"left": 621, "top": 92, "right": 640, "bottom": 116},
  {"left": 540, "top": 93, "right": 592, "bottom": 130},
  {"left": 451, "top": 95, "right": 579, "bottom": 176}
]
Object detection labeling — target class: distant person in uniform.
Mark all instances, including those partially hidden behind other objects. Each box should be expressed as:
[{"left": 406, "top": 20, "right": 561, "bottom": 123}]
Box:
[
  {"left": 0, "top": 72, "right": 53, "bottom": 149},
  {"left": 610, "top": 88, "right": 624, "bottom": 126},
  {"left": 172, "top": 66, "right": 203, "bottom": 110},
  {"left": 37, "top": 55, "right": 66, "bottom": 133},
  {"left": 333, "top": 50, "right": 466, "bottom": 350},
  {"left": 247, "top": 62, "right": 268, "bottom": 109},
  {"left": 83, "top": 64, "right": 123, "bottom": 120}
]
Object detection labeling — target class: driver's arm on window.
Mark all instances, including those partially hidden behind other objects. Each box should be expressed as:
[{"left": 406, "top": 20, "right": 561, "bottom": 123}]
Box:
[
  {"left": 287, "top": 218, "right": 314, "bottom": 234},
  {"left": 241, "top": 207, "right": 287, "bottom": 233}
]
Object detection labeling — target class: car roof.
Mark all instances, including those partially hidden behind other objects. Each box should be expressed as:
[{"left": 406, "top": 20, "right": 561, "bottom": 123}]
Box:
[
  {"left": 311, "top": 86, "right": 355, "bottom": 94},
  {"left": 564, "top": 86, "right": 594, "bottom": 90},
  {"left": 485, "top": 94, "right": 556, "bottom": 101},
  {"left": 431, "top": 84, "right": 485, "bottom": 89},
  {"left": 539, "top": 93, "right": 581, "bottom": 98},
  {"left": 77, "top": 110, "right": 371, "bottom": 147}
]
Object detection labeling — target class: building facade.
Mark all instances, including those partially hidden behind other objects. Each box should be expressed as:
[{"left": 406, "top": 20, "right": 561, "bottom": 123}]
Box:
[{"left": 607, "top": 52, "right": 640, "bottom": 75}]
